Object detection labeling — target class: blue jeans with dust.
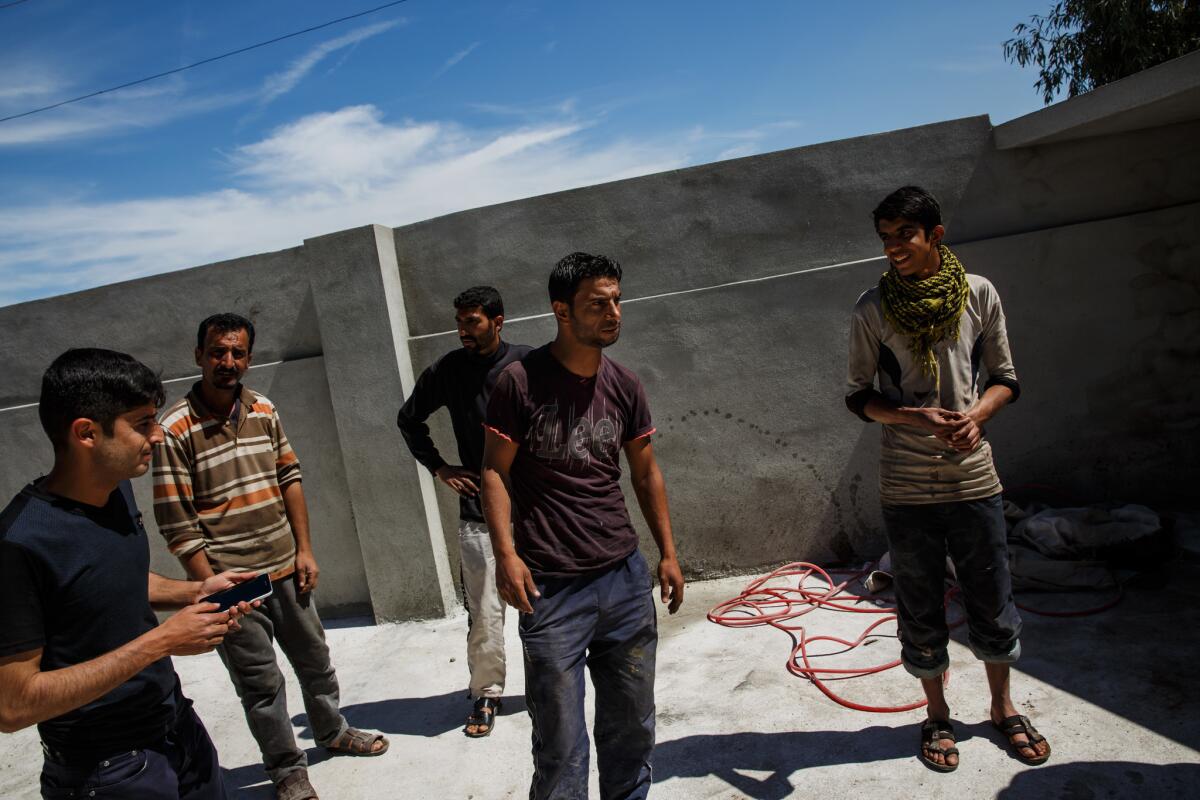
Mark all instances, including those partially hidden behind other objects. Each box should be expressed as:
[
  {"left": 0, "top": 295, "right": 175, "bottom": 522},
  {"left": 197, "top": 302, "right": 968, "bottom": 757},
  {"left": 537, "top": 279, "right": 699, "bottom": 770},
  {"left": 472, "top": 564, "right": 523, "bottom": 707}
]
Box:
[
  {"left": 882, "top": 493, "right": 1022, "bottom": 679},
  {"left": 520, "top": 549, "right": 657, "bottom": 800},
  {"left": 40, "top": 702, "right": 226, "bottom": 800}
]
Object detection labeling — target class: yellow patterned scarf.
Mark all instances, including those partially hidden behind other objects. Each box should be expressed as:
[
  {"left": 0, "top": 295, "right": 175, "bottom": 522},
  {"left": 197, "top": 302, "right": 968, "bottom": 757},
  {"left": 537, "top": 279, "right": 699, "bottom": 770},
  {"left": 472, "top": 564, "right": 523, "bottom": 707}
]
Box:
[{"left": 879, "top": 244, "right": 969, "bottom": 377}]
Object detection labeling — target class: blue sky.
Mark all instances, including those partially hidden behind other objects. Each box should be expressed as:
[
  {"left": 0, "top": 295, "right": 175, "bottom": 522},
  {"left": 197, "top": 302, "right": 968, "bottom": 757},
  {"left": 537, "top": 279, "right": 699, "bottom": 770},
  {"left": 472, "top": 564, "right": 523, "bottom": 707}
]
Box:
[{"left": 0, "top": 0, "right": 1053, "bottom": 306}]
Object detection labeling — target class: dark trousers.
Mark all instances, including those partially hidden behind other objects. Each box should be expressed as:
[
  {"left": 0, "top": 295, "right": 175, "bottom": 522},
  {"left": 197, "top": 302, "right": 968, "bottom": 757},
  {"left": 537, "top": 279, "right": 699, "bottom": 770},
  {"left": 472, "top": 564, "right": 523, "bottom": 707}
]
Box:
[
  {"left": 40, "top": 703, "right": 225, "bottom": 800},
  {"left": 882, "top": 493, "right": 1023, "bottom": 679},
  {"left": 520, "top": 550, "right": 657, "bottom": 800},
  {"left": 217, "top": 576, "right": 347, "bottom": 785}
]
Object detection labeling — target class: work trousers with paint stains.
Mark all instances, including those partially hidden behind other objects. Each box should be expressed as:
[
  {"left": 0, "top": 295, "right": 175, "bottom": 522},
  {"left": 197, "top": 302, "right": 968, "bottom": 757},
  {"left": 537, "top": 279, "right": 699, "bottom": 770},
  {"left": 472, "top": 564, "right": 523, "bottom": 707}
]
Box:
[{"left": 520, "top": 549, "right": 657, "bottom": 800}]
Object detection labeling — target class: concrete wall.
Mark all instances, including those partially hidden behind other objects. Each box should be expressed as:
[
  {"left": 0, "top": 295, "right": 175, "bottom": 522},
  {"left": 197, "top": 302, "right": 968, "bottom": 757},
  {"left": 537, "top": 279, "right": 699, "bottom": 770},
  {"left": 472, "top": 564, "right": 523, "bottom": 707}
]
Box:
[
  {"left": 0, "top": 228, "right": 457, "bottom": 622},
  {"left": 392, "top": 113, "right": 1200, "bottom": 578},
  {"left": 2, "top": 62, "right": 1197, "bottom": 617}
]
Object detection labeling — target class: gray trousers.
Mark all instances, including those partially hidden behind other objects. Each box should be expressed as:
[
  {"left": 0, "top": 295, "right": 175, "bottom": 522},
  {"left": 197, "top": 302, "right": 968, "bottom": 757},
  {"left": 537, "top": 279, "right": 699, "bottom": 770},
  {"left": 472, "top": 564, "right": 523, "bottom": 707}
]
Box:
[{"left": 217, "top": 576, "right": 348, "bottom": 785}]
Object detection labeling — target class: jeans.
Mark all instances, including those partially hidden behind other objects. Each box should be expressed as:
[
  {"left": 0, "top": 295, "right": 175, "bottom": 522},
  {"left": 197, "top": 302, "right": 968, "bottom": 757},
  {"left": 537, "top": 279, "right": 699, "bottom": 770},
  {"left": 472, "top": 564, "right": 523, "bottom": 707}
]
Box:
[
  {"left": 40, "top": 703, "right": 225, "bottom": 800},
  {"left": 520, "top": 550, "right": 657, "bottom": 800},
  {"left": 217, "top": 576, "right": 348, "bottom": 785},
  {"left": 882, "top": 493, "right": 1022, "bottom": 679},
  {"left": 460, "top": 520, "right": 507, "bottom": 699}
]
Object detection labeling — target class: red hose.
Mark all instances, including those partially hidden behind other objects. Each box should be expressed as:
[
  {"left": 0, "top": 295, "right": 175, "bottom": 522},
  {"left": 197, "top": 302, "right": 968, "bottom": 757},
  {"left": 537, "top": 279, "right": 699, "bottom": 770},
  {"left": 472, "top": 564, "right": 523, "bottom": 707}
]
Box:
[{"left": 707, "top": 560, "right": 1118, "bottom": 713}]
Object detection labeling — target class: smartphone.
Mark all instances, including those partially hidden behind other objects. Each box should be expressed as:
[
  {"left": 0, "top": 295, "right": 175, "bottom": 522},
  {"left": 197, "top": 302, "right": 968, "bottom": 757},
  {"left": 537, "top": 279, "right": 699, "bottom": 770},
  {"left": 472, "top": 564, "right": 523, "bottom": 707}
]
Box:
[{"left": 200, "top": 573, "right": 273, "bottom": 612}]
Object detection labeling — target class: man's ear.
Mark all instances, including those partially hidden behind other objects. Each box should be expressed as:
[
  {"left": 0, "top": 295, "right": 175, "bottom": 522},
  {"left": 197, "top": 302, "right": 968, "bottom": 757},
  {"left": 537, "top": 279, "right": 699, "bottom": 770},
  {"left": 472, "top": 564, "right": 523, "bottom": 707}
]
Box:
[
  {"left": 552, "top": 300, "right": 570, "bottom": 323},
  {"left": 194, "top": 347, "right": 203, "bottom": 367},
  {"left": 929, "top": 224, "right": 946, "bottom": 247},
  {"left": 493, "top": 314, "right": 505, "bottom": 333},
  {"left": 69, "top": 418, "right": 98, "bottom": 451}
]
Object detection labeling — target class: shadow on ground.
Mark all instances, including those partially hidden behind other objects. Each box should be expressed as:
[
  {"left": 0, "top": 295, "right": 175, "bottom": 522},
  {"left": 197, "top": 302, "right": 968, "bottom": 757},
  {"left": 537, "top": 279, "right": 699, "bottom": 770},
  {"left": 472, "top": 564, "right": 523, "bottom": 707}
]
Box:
[
  {"left": 653, "top": 724, "right": 976, "bottom": 799},
  {"left": 995, "top": 760, "right": 1200, "bottom": 799},
  {"left": 290, "top": 691, "right": 527, "bottom": 739},
  {"left": 948, "top": 558, "right": 1200, "bottom": 752},
  {"left": 220, "top": 747, "right": 332, "bottom": 799}
]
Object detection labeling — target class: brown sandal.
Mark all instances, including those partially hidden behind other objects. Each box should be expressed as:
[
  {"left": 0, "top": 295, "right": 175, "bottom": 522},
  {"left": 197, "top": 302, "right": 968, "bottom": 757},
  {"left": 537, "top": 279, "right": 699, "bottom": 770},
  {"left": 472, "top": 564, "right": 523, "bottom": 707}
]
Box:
[
  {"left": 325, "top": 726, "right": 389, "bottom": 757},
  {"left": 275, "top": 770, "right": 318, "bottom": 800},
  {"left": 992, "top": 713, "right": 1051, "bottom": 765},
  {"left": 919, "top": 719, "right": 959, "bottom": 773}
]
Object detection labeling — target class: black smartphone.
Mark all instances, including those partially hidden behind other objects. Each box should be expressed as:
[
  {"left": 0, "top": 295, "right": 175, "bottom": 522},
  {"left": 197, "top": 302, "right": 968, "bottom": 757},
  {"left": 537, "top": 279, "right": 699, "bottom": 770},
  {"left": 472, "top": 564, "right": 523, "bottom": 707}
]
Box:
[{"left": 200, "top": 572, "right": 273, "bottom": 612}]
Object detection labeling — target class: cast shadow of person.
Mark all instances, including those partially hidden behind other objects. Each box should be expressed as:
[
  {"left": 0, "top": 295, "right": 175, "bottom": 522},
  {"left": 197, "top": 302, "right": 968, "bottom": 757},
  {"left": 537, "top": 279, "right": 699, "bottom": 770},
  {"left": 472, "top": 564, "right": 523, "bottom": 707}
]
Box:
[
  {"left": 289, "top": 690, "right": 527, "bottom": 739},
  {"left": 996, "top": 760, "right": 1200, "bottom": 798},
  {"left": 221, "top": 693, "right": 528, "bottom": 796},
  {"left": 653, "top": 724, "right": 967, "bottom": 800}
]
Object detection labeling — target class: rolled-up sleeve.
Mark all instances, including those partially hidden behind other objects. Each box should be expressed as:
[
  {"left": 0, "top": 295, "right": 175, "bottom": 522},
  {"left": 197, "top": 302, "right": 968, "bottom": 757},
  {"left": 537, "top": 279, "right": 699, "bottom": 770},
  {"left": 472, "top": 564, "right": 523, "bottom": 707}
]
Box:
[
  {"left": 978, "top": 279, "right": 1021, "bottom": 402},
  {"left": 272, "top": 408, "right": 303, "bottom": 487},
  {"left": 845, "top": 296, "right": 882, "bottom": 422}
]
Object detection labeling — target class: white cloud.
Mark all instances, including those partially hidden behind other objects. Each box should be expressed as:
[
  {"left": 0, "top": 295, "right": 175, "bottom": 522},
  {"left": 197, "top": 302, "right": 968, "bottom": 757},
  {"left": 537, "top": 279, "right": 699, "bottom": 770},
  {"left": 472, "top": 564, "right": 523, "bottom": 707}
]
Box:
[
  {"left": 0, "top": 105, "right": 690, "bottom": 306},
  {"left": 434, "top": 42, "right": 481, "bottom": 78},
  {"left": 259, "top": 20, "right": 402, "bottom": 105},
  {"left": 0, "top": 20, "right": 402, "bottom": 146},
  {"left": 0, "top": 79, "right": 249, "bottom": 146}
]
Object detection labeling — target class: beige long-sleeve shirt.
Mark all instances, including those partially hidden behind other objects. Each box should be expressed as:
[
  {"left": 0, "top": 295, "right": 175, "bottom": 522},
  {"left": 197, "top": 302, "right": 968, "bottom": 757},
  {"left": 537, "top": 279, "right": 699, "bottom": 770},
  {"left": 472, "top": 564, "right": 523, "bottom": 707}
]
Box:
[{"left": 846, "top": 273, "right": 1020, "bottom": 505}]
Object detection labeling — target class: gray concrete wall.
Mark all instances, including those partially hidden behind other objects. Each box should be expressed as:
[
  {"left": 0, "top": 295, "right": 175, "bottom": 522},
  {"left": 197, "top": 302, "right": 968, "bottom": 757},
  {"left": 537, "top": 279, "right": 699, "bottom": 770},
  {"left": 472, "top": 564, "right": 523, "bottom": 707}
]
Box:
[
  {"left": 3, "top": 70, "right": 1197, "bottom": 617},
  {"left": 393, "top": 113, "right": 1200, "bottom": 578},
  {"left": 0, "top": 235, "right": 453, "bottom": 623}
]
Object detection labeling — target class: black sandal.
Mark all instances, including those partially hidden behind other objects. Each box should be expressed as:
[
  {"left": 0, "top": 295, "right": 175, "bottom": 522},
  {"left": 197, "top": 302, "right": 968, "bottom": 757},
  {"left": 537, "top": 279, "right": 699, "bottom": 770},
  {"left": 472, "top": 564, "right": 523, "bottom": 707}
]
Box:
[
  {"left": 919, "top": 719, "right": 960, "bottom": 773},
  {"left": 465, "top": 697, "right": 502, "bottom": 738},
  {"left": 992, "top": 713, "right": 1051, "bottom": 765}
]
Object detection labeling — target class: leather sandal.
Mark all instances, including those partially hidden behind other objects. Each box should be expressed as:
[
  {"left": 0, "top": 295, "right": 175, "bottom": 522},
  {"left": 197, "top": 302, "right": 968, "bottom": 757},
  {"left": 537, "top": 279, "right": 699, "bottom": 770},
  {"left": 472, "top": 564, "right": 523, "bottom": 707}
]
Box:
[
  {"left": 992, "top": 713, "right": 1051, "bottom": 765},
  {"left": 325, "top": 726, "right": 389, "bottom": 757},
  {"left": 275, "top": 770, "right": 318, "bottom": 800},
  {"left": 465, "top": 697, "right": 502, "bottom": 738},
  {"left": 919, "top": 719, "right": 960, "bottom": 773}
]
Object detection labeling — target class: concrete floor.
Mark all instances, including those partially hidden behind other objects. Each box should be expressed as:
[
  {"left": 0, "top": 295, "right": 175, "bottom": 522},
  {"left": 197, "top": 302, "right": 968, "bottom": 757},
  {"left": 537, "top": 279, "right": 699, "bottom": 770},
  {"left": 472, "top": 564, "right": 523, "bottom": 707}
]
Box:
[{"left": 2, "top": 561, "right": 1198, "bottom": 799}]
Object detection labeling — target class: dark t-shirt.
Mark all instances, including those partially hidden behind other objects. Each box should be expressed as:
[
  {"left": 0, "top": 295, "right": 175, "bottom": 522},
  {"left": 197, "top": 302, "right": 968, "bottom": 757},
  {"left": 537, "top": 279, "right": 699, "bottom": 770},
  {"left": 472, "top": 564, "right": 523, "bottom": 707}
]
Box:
[
  {"left": 485, "top": 345, "right": 655, "bottom": 576},
  {"left": 0, "top": 480, "right": 178, "bottom": 757},
  {"left": 398, "top": 340, "right": 533, "bottom": 521}
]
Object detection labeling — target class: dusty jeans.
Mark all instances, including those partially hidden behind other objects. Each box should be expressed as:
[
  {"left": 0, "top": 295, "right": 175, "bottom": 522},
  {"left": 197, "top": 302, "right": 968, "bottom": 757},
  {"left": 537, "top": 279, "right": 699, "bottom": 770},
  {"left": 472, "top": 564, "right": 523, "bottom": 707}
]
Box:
[
  {"left": 520, "top": 550, "right": 657, "bottom": 800},
  {"left": 460, "top": 520, "right": 507, "bottom": 699},
  {"left": 882, "top": 493, "right": 1022, "bottom": 678},
  {"left": 217, "top": 576, "right": 348, "bottom": 785},
  {"left": 40, "top": 702, "right": 225, "bottom": 800}
]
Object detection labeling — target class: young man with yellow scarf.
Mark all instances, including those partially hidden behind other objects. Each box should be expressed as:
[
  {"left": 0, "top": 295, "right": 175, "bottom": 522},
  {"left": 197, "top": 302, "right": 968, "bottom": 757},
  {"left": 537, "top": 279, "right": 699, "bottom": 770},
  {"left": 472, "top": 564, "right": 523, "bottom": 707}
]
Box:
[{"left": 845, "top": 186, "right": 1051, "bottom": 772}]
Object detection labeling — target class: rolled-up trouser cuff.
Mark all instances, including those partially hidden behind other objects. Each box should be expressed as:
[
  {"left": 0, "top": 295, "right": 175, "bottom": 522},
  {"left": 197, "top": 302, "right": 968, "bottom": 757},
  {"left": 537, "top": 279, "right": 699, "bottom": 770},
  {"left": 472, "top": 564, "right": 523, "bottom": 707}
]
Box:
[
  {"left": 900, "top": 646, "right": 950, "bottom": 679},
  {"left": 969, "top": 636, "right": 1021, "bottom": 664}
]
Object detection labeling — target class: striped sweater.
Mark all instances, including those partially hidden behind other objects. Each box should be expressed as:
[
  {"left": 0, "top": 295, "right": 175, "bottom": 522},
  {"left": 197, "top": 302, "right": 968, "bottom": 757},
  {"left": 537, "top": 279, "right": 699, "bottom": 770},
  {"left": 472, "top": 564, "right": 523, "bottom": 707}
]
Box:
[{"left": 153, "top": 383, "right": 302, "bottom": 577}]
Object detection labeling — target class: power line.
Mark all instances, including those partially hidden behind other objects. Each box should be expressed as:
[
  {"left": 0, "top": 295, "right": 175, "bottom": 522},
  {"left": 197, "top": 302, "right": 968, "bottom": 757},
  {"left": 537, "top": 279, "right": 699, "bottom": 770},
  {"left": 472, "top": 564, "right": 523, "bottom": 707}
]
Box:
[
  {"left": 0, "top": 0, "right": 34, "bottom": 9},
  {"left": 0, "top": 0, "right": 412, "bottom": 124}
]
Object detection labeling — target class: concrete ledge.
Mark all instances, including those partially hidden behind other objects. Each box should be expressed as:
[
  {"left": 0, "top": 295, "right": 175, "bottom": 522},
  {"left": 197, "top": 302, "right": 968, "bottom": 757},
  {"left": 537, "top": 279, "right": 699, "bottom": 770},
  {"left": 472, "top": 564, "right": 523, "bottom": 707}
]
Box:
[{"left": 995, "top": 49, "right": 1200, "bottom": 149}]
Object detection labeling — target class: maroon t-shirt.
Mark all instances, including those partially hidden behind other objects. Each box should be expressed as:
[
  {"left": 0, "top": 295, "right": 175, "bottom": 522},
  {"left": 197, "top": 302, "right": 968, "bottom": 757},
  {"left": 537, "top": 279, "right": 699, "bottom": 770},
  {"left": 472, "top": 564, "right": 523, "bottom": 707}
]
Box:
[{"left": 485, "top": 345, "right": 655, "bottom": 576}]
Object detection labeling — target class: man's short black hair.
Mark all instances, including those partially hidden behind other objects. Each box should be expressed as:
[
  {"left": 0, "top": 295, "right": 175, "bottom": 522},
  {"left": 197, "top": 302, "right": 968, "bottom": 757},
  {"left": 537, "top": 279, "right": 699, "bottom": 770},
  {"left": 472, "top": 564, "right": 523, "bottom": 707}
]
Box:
[
  {"left": 548, "top": 252, "right": 622, "bottom": 305},
  {"left": 453, "top": 286, "right": 504, "bottom": 319},
  {"left": 196, "top": 312, "right": 256, "bottom": 353},
  {"left": 872, "top": 186, "right": 942, "bottom": 233},
  {"left": 39, "top": 348, "right": 165, "bottom": 449}
]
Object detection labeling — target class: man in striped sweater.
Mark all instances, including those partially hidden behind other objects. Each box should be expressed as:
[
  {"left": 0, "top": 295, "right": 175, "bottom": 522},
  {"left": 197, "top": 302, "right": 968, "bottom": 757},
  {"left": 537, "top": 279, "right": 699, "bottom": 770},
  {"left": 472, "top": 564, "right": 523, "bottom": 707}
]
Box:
[{"left": 153, "top": 313, "right": 387, "bottom": 800}]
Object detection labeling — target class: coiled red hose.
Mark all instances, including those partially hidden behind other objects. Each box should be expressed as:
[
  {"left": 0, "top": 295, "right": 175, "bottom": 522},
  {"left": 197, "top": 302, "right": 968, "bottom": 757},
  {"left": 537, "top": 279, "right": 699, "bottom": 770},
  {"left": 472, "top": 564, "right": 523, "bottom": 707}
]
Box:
[{"left": 707, "top": 560, "right": 1119, "bottom": 713}]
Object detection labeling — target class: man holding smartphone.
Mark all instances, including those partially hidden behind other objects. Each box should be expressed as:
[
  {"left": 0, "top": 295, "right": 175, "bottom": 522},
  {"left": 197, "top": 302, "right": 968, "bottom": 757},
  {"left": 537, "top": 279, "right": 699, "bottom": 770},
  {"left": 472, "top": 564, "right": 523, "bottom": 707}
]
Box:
[
  {"left": 0, "top": 348, "right": 255, "bottom": 799},
  {"left": 153, "top": 314, "right": 387, "bottom": 800}
]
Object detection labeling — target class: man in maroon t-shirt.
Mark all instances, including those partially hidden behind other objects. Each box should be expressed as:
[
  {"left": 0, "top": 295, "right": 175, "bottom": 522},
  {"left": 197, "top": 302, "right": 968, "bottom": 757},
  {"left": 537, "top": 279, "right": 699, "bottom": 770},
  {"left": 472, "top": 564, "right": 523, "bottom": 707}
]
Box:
[{"left": 482, "top": 251, "right": 684, "bottom": 800}]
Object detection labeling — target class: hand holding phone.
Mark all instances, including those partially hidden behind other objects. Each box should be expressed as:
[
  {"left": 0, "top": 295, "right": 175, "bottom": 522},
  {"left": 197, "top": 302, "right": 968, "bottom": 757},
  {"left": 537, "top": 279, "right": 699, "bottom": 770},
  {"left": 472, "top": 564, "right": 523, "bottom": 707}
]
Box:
[{"left": 200, "top": 572, "right": 273, "bottom": 612}]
